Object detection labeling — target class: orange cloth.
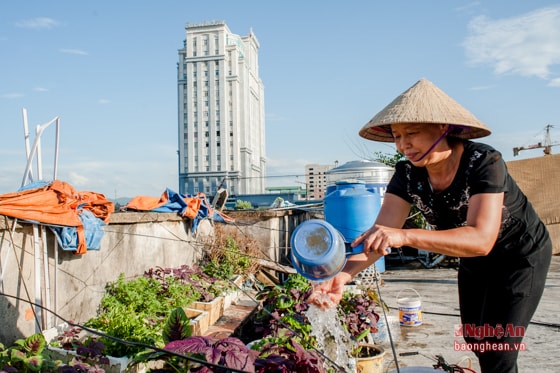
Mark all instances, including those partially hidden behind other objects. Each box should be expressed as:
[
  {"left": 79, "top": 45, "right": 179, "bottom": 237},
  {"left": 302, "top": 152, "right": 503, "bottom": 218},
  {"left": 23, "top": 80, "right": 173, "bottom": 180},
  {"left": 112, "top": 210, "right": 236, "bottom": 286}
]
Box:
[
  {"left": 0, "top": 180, "right": 114, "bottom": 254},
  {"left": 126, "top": 190, "right": 202, "bottom": 219}
]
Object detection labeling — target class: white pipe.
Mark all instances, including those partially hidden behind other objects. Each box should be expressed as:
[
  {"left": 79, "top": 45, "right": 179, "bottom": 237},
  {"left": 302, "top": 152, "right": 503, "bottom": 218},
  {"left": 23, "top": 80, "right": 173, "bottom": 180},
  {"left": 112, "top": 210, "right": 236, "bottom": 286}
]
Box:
[
  {"left": 35, "top": 125, "right": 43, "bottom": 182},
  {"left": 53, "top": 117, "right": 60, "bottom": 179},
  {"left": 21, "top": 116, "right": 58, "bottom": 187},
  {"left": 22, "top": 108, "right": 34, "bottom": 183},
  {"left": 33, "top": 224, "right": 43, "bottom": 332},
  {"left": 53, "top": 117, "right": 60, "bottom": 325}
]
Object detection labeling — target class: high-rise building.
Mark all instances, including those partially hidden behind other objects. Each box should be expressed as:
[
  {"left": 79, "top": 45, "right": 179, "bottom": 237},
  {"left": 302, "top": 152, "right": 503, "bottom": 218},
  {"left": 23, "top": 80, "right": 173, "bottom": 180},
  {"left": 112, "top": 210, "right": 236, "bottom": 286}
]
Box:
[
  {"left": 177, "top": 21, "right": 265, "bottom": 196},
  {"left": 305, "top": 163, "right": 336, "bottom": 200}
]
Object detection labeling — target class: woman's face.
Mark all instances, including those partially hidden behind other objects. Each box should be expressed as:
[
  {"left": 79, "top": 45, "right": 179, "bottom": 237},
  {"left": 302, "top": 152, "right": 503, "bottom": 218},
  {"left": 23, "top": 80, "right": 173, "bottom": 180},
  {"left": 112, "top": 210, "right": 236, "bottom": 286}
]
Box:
[{"left": 390, "top": 123, "right": 449, "bottom": 164}]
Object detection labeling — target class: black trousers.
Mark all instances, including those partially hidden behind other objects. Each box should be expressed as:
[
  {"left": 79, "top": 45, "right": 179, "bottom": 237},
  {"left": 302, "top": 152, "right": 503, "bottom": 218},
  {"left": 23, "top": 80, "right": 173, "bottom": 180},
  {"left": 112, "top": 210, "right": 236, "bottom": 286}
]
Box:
[{"left": 458, "top": 233, "right": 552, "bottom": 373}]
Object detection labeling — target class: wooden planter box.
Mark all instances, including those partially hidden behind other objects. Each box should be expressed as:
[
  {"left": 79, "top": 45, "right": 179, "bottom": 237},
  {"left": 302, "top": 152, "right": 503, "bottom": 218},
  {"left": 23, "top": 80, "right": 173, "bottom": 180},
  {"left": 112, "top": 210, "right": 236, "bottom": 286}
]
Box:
[
  {"left": 223, "top": 275, "right": 244, "bottom": 309},
  {"left": 192, "top": 296, "right": 225, "bottom": 326},
  {"left": 183, "top": 307, "right": 210, "bottom": 336}
]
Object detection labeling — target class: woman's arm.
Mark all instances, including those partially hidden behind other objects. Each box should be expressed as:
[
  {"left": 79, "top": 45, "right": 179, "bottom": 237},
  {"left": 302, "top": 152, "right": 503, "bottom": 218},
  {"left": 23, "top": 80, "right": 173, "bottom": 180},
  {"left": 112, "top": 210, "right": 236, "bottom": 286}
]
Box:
[{"left": 355, "top": 192, "right": 504, "bottom": 258}]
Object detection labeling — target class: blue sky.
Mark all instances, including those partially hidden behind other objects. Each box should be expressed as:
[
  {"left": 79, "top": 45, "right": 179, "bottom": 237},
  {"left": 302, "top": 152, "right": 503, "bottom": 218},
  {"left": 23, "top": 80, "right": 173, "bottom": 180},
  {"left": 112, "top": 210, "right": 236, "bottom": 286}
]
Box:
[{"left": 1, "top": 1, "right": 559, "bottom": 199}]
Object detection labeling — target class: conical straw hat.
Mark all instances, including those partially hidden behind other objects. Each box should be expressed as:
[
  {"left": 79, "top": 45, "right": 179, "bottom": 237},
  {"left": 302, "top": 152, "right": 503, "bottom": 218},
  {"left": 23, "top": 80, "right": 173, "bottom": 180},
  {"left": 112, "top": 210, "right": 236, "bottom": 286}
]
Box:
[{"left": 359, "top": 78, "right": 492, "bottom": 142}]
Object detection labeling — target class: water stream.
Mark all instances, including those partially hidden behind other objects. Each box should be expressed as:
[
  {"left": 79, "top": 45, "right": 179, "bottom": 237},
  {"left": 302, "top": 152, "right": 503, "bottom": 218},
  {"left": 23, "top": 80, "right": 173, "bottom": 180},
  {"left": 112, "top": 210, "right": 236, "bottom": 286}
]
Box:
[{"left": 306, "top": 296, "right": 355, "bottom": 372}]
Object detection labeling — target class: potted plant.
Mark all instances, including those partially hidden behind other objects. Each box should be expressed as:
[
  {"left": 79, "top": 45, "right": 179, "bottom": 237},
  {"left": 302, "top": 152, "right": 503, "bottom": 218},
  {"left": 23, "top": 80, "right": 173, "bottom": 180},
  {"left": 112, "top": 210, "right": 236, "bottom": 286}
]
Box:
[
  {"left": 144, "top": 264, "right": 229, "bottom": 326},
  {"left": 1, "top": 332, "right": 110, "bottom": 372},
  {"left": 338, "top": 289, "right": 385, "bottom": 372},
  {"left": 81, "top": 273, "right": 203, "bottom": 358},
  {"left": 133, "top": 308, "right": 326, "bottom": 373},
  {"left": 131, "top": 306, "right": 257, "bottom": 372},
  {"left": 251, "top": 274, "right": 315, "bottom": 347}
]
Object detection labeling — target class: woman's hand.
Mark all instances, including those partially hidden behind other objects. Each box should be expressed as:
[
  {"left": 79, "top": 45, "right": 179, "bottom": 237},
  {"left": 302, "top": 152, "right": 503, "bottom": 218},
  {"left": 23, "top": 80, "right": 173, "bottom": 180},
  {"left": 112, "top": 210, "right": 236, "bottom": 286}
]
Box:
[
  {"left": 308, "top": 271, "right": 352, "bottom": 308},
  {"left": 352, "top": 224, "right": 405, "bottom": 256}
]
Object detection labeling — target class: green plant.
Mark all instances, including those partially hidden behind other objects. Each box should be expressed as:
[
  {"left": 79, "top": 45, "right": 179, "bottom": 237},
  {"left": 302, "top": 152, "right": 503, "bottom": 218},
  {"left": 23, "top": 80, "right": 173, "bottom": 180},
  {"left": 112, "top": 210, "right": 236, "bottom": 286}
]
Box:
[
  {"left": 253, "top": 274, "right": 317, "bottom": 350},
  {"left": 0, "top": 333, "right": 56, "bottom": 372},
  {"left": 145, "top": 265, "right": 231, "bottom": 302},
  {"left": 1, "top": 333, "right": 108, "bottom": 373},
  {"left": 201, "top": 228, "right": 261, "bottom": 280},
  {"left": 234, "top": 200, "right": 252, "bottom": 210},
  {"left": 84, "top": 273, "right": 200, "bottom": 357},
  {"left": 338, "top": 290, "right": 380, "bottom": 357},
  {"left": 131, "top": 307, "right": 193, "bottom": 372},
  {"left": 373, "top": 150, "right": 405, "bottom": 167}
]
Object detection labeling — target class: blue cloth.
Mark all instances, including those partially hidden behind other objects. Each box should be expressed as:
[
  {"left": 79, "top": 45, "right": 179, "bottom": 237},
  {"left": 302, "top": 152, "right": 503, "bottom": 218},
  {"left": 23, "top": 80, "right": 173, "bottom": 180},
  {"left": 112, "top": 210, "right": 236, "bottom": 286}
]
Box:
[
  {"left": 50, "top": 210, "right": 106, "bottom": 251},
  {"left": 151, "top": 188, "right": 189, "bottom": 215},
  {"left": 17, "top": 180, "right": 107, "bottom": 252}
]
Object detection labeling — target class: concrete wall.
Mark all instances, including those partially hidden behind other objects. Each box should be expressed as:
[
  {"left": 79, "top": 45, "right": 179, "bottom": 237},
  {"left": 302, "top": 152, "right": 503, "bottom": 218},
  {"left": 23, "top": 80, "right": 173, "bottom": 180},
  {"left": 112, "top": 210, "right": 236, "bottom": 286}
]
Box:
[
  {"left": 0, "top": 209, "right": 313, "bottom": 346},
  {"left": 0, "top": 212, "right": 209, "bottom": 345}
]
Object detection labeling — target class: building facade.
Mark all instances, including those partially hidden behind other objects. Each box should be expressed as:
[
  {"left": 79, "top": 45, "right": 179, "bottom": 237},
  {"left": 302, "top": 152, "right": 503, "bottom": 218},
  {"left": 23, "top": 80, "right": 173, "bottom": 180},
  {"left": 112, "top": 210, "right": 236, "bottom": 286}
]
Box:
[
  {"left": 305, "top": 163, "right": 336, "bottom": 200},
  {"left": 177, "top": 21, "right": 266, "bottom": 196}
]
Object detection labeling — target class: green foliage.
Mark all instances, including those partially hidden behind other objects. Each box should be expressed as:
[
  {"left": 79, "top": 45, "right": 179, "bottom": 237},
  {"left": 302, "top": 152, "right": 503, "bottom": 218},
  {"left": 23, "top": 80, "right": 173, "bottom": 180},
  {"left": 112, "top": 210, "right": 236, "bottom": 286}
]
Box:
[
  {"left": 203, "top": 237, "right": 255, "bottom": 280},
  {"left": 84, "top": 274, "right": 200, "bottom": 358},
  {"left": 0, "top": 334, "right": 53, "bottom": 372},
  {"left": 254, "top": 274, "right": 318, "bottom": 351},
  {"left": 0, "top": 333, "right": 107, "bottom": 372},
  {"left": 162, "top": 308, "right": 192, "bottom": 345},
  {"left": 234, "top": 199, "right": 253, "bottom": 210},
  {"left": 131, "top": 308, "right": 193, "bottom": 372},
  {"left": 372, "top": 150, "right": 405, "bottom": 168}
]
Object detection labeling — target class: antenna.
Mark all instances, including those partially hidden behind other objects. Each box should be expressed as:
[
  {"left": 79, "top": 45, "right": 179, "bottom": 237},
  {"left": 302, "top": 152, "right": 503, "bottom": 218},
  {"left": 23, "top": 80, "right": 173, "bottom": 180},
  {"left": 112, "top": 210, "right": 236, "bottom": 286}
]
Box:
[{"left": 513, "top": 124, "right": 558, "bottom": 156}]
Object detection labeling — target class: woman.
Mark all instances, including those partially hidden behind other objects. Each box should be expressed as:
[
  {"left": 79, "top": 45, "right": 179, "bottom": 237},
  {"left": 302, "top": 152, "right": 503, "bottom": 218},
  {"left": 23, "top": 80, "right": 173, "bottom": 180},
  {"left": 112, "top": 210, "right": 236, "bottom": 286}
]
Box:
[{"left": 310, "top": 79, "right": 552, "bottom": 373}]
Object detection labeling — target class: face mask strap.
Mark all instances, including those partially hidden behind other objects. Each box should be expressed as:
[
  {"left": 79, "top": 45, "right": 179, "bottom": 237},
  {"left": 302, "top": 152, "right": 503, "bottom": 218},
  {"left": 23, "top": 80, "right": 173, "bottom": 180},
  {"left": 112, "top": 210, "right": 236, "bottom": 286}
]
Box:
[{"left": 415, "top": 125, "right": 452, "bottom": 161}]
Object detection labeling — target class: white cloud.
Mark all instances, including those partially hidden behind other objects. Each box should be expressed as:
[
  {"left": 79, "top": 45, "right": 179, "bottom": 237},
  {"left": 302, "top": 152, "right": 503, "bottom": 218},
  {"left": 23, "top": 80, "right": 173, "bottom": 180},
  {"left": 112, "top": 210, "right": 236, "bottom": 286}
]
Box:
[
  {"left": 15, "top": 17, "right": 58, "bottom": 30},
  {"left": 1, "top": 93, "right": 24, "bottom": 99},
  {"left": 548, "top": 78, "right": 560, "bottom": 87},
  {"left": 469, "top": 85, "right": 495, "bottom": 91},
  {"left": 98, "top": 99, "right": 111, "bottom": 104},
  {"left": 464, "top": 6, "right": 560, "bottom": 82},
  {"left": 33, "top": 87, "right": 49, "bottom": 92},
  {"left": 59, "top": 48, "right": 89, "bottom": 56}
]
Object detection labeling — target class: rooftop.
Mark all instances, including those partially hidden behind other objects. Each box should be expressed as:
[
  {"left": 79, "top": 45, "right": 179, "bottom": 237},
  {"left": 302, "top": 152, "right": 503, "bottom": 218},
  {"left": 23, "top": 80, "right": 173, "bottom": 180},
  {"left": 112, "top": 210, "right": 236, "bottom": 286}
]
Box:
[{"left": 204, "top": 255, "right": 560, "bottom": 372}]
